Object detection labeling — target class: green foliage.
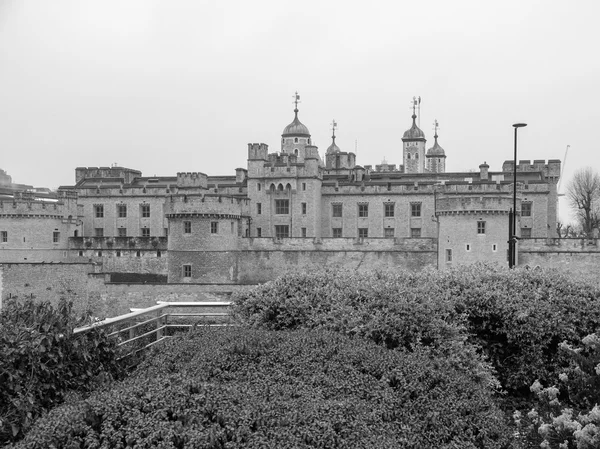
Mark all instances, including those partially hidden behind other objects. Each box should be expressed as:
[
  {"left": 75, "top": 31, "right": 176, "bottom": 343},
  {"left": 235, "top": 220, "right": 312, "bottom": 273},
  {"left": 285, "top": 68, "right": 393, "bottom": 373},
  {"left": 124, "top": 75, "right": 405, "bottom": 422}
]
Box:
[
  {"left": 232, "top": 266, "right": 600, "bottom": 401},
  {"left": 513, "top": 332, "right": 600, "bottom": 449},
  {"left": 430, "top": 265, "right": 600, "bottom": 396},
  {"left": 11, "top": 327, "right": 511, "bottom": 448},
  {"left": 0, "top": 298, "right": 123, "bottom": 443}
]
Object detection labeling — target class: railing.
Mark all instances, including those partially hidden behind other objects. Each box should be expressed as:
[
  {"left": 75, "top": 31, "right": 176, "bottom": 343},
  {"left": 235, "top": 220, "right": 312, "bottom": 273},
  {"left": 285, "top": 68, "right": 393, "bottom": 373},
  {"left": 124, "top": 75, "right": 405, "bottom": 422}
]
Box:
[{"left": 74, "top": 301, "right": 232, "bottom": 361}]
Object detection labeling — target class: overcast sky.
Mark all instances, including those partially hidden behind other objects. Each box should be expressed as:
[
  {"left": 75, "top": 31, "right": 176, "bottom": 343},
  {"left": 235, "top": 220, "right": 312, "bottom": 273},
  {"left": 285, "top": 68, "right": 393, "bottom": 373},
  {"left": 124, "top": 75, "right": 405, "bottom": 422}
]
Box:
[{"left": 1, "top": 0, "right": 599, "bottom": 222}]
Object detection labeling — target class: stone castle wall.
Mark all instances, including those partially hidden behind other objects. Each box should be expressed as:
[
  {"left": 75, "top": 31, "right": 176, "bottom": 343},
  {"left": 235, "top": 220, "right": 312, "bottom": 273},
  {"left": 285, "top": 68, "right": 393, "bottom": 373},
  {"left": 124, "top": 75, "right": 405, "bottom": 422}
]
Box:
[{"left": 519, "top": 238, "right": 600, "bottom": 282}]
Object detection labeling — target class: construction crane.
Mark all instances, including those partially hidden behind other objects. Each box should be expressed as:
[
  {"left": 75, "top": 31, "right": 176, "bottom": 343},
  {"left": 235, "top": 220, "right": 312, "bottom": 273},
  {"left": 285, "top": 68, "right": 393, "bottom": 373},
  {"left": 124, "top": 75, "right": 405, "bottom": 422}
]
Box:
[{"left": 557, "top": 144, "right": 570, "bottom": 196}]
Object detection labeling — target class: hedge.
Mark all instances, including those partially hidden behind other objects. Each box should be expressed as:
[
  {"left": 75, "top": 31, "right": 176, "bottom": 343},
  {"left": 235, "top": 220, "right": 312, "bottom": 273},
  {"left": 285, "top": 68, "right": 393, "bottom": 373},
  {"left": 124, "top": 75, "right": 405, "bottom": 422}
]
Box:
[
  {"left": 0, "top": 298, "right": 123, "bottom": 444},
  {"left": 11, "top": 327, "right": 511, "bottom": 449},
  {"left": 231, "top": 265, "right": 600, "bottom": 400}
]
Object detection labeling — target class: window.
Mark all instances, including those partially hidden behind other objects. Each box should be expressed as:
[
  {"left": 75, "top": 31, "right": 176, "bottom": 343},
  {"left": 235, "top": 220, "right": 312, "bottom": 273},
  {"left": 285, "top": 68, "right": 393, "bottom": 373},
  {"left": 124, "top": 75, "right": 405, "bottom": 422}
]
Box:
[
  {"left": 522, "top": 202, "right": 532, "bottom": 217},
  {"left": 466, "top": 244, "right": 471, "bottom": 251},
  {"left": 211, "top": 222, "right": 218, "bottom": 234},
  {"left": 231, "top": 222, "right": 234, "bottom": 234},
  {"left": 257, "top": 203, "right": 262, "bottom": 215},
  {"left": 136, "top": 250, "right": 141, "bottom": 257},
  {"left": 275, "top": 225, "right": 289, "bottom": 238},
  {"left": 477, "top": 221, "right": 486, "bottom": 234},
  {"left": 301, "top": 227, "right": 307, "bottom": 237},
  {"left": 118, "top": 228, "right": 127, "bottom": 237},
  {"left": 521, "top": 228, "right": 532, "bottom": 238},
  {"left": 95, "top": 228, "right": 104, "bottom": 237},
  {"left": 332, "top": 204, "right": 342, "bottom": 217},
  {"left": 410, "top": 227, "right": 421, "bottom": 238},
  {"left": 411, "top": 203, "right": 421, "bottom": 217},
  {"left": 95, "top": 205, "right": 104, "bottom": 218},
  {"left": 492, "top": 244, "right": 497, "bottom": 252},
  {"left": 332, "top": 228, "right": 342, "bottom": 238},
  {"left": 97, "top": 251, "right": 102, "bottom": 257},
  {"left": 384, "top": 203, "right": 395, "bottom": 217},
  {"left": 183, "top": 264, "right": 192, "bottom": 278},
  {"left": 275, "top": 199, "right": 289, "bottom": 214},
  {"left": 294, "top": 137, "right": 298, "bottom": 143},
  {"left": 257, "top": 183, "right": 261, "bottom": 191},
  {"left": 1, "top": 231, "right": 7, "bottom": 243},
  {"left": 301, "top": 202, "right": 307, "bottom": 214},
  {"left": 117, "top": 204, "right": 127, "bottom": 218},
  {"left": 358, "top": 204, "right": 369, "bottom": 218},
  {"left": 164, "top": 228, "right": 169, "bottom": 237},
  {"left": 184, "top": 221, "right": 191, "bottom": 234},
  {"left": 358, "top": 228, "right": 369, "bottom": 238},
  {"left": 141, "top": 204, "right": 150, "bottom": 218},
  {"left": 141, "top": 228, "right": 150, "bottom": 237},
  {"left": 116, "top": 251, "right": 121, "bottom": 257},
  {"left": 384, "top": 228, "right": 395, "bottom": 238},
  {"left": 302, "top": 183, "right": 306, "bottom": 191},
  {"left": 78, "top": 250, "right": 83, "bottom": 257},
  {"left": 446, "top": 249, "right": 453, "bottom": 263},
  {"left": 53, "top": 231, "right": 60, "bottom": 243},
  {"left": 257, "top": 227, "right": 262, "bottom": 237},
  {"left": 157, "top": 250, "right": 161, "bottom": 257}
]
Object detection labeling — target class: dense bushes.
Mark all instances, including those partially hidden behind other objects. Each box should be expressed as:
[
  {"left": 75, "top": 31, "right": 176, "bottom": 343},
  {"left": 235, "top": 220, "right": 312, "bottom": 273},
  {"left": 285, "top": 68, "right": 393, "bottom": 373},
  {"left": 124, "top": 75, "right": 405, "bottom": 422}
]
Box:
[
  {"left": 11, "top": 327, "right": 511, "bottom": 449},
  {"left": 232, "top": 266, "right": 600, "bottom": 401},
  {"left": 512, "top": 332, "right": 600, "bottom": 448},
  {"left": 0, "top": 298, "right": 123, "bottom": 443},
  {"left": 429, "top": 266, "right": 600, "bottom": 396}
]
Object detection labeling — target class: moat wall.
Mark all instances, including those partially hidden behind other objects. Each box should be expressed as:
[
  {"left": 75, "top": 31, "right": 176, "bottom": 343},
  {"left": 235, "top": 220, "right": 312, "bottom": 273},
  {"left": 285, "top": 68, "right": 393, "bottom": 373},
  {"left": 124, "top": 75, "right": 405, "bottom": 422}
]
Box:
[{"left": 519, "top": 238, "right": 600, "bottom": 281}]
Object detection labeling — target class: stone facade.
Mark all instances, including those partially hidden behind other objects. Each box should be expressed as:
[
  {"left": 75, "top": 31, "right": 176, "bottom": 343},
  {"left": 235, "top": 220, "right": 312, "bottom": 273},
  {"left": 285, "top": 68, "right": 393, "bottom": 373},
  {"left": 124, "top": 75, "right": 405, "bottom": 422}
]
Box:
[{"left": 0, "top": 101, "right": 562, "bottom": 284}]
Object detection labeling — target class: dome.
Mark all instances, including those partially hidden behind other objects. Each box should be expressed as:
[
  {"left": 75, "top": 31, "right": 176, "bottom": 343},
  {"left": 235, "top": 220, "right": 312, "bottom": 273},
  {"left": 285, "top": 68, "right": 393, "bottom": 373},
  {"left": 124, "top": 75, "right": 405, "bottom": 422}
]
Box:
[
  {"left": 282, "top": 108, "right": 311, "bottom": 137},
  {"left": 402, "top": 113, "right": 425, "bottom": 140},
  {"left": 326, "top": 135, "right": 341, "bottom": 154},
  {"left": 426, "top": 134, "right": 446, "bottom": 157}
]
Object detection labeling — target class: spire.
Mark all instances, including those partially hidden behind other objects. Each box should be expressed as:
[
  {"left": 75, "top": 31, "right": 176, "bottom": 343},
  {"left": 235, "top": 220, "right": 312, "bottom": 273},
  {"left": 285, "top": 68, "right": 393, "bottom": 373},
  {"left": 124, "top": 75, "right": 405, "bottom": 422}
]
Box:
[
  {"left": 331, "top": 119, "right": 337, "bottom": 143},
  {"left": 293, "top": 91, "right": 300, "bottom": 115}
]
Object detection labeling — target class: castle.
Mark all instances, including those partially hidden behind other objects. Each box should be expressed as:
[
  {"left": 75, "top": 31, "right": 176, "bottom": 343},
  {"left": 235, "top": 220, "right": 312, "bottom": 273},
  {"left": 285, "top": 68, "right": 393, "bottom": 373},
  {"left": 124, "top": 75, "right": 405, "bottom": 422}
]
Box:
[{"left": 0, "top": 97, "right": 561, "bottom": 284}]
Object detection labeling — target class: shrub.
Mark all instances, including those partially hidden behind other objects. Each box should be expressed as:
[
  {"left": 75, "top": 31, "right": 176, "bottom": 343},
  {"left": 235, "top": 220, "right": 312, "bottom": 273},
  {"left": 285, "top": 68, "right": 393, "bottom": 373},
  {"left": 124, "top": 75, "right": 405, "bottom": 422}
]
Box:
[
  {"left": 232, "top": 266, "right": 600, "bottom": 403},
  {"left": 0, "top": 298, "right": 123, "bottom": 444},
  {"left": 11, "top": 327, "right": 511, "bottom": 448},
  {"left": 429, "top": 265, "right": 600, "bottom": 397},
  {"left": 513, "top": 332, "right": 600, "bottom": 449}
]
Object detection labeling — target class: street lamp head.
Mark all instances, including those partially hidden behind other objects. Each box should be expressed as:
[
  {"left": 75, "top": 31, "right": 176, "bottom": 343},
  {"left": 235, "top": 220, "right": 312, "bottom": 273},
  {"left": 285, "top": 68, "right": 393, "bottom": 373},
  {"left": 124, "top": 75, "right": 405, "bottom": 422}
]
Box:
[{"left": 513, "top": 123, "right": 527, "bottom": 128}]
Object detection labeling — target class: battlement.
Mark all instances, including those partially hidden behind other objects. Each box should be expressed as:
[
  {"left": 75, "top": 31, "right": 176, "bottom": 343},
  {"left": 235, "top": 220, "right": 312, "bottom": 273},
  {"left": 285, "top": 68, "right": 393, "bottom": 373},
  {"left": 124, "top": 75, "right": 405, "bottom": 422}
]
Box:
[
  {"left": 164, "top": 194, "right": 248, "bottom": 217},
  {"left": 75, "top": 166, "right": 142, "bottom": 184},
  {"left": 247, "top": 143, "right": 269, "bottom": 160},
  {"left": 436, "top": 195, "right": 515, "bottom": 214},
  {"left": 176, "top": 172, "right": 208, "bottom": 189},
  {"left": 501, "top": 159, "right": 561, "bottom": 179},
  {"left": 0, "top": 198, "right": 70, "bottom": 216}
]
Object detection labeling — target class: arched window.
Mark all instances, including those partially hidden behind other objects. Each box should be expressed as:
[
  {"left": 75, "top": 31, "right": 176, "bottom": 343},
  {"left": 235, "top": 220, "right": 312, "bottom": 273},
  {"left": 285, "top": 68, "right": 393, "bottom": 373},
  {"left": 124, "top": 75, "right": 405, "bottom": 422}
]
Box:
[
  {"left": 294, "top": 137, "right": 298, "bottom": 143},
  {"left": 294, "top": 149, "right": 298, "bottom": 156},
  {"left": 282, "top": 138, "right": 284, "bottom": 144},
  {"left": 278, "top": 183, "right": 284, "bottom": 191},
  {"left": 407, "top": 153, "right": 411, "bottom": 160},
  {"left": 270, "top": 183, "right": 276, "bottom": 192},
  {"left": 286, "top": 183, "right": 292, "bottom": 191},
  {"left": 415, "top": 153, "right": 419, "bottom": 160}
]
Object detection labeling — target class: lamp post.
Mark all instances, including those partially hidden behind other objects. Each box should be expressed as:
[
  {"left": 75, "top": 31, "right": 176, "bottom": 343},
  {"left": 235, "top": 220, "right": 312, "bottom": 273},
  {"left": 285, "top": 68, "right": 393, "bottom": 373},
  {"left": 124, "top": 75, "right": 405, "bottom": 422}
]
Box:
[{"left": 510, "top": 123, "right": 527, "bottom": 268}]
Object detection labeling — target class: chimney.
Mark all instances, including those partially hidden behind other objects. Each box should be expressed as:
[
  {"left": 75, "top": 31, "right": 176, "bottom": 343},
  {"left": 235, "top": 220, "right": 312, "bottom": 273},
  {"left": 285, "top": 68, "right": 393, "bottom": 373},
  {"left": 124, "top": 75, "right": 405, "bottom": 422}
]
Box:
[{"left": 479, "top": 162, "right": 489, "bottom": 181}]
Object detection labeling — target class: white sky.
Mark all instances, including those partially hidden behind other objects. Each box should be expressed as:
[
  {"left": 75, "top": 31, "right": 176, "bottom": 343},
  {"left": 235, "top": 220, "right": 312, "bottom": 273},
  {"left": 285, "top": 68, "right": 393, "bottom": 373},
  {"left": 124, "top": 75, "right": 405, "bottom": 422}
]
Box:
[{"left": 1, "top": 0, "right": 599, "bottom": 223}]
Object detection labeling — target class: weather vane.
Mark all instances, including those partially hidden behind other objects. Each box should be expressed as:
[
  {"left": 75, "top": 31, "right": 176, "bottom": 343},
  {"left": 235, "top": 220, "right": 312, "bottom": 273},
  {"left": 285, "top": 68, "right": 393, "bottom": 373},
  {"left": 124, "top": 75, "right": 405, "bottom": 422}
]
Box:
[
  {"left": 293, "top": 91, "right": 300, "bottom": 110},
  {"left": 331, "top": 119, "right": 337, "bottom": 137},
  {"left": 433, "top": 119, "right": 439, "bottom": 137}
]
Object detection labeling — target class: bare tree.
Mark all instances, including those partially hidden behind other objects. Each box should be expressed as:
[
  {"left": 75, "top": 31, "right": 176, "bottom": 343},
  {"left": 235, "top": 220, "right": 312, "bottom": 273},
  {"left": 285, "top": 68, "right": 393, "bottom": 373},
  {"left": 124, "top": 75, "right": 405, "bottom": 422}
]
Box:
[{"left": 566, "top": 167, "right": 600, "bottom": 237}]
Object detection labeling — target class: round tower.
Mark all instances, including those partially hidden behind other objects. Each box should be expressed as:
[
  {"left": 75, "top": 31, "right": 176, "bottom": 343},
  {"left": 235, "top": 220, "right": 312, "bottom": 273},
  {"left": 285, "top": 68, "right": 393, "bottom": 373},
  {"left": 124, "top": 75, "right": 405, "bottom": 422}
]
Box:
[
  {"left": 401, "top": 105, "right": 426, "bottom": 173},
  {"left": 426, "top": 120, "right": 446, "bottom": 173},
  {"left": 281, "top": 92, "right": 312, "bottom": 160}
]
